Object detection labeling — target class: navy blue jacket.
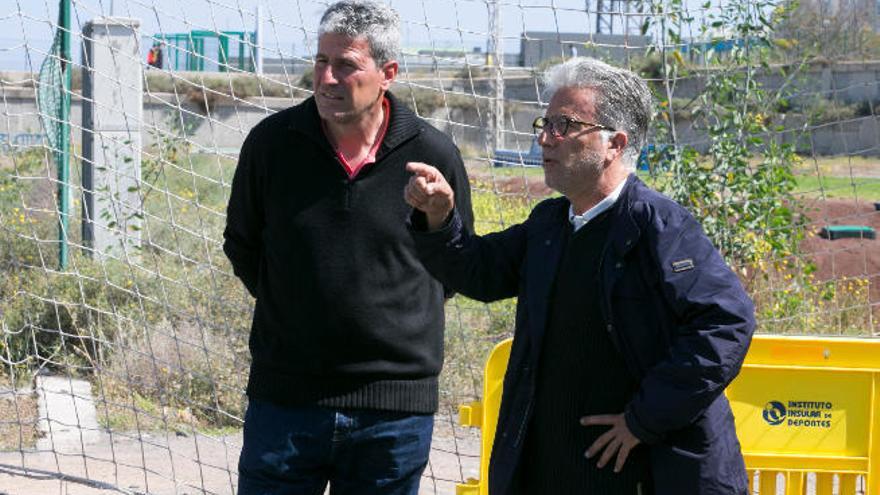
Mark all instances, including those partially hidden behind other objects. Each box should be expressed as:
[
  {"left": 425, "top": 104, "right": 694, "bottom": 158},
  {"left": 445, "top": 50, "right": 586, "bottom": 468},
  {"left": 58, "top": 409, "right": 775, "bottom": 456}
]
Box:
[{"left": 411, "top": 174, "right": 755, "bottom": 495}]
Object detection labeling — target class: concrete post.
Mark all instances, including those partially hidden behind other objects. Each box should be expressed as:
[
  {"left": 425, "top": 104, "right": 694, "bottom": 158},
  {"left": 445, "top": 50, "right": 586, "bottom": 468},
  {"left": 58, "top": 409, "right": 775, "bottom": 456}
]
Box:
[{"left": 81, "top": 17, "right": 143, "bottom": 259}]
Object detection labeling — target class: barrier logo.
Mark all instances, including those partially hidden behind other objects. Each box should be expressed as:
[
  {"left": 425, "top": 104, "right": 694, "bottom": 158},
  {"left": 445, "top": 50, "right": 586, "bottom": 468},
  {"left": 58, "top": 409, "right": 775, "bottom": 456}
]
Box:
[
  {"left": 763, "top": 401, "right": 786, "bottom": 425},
  {"left": 762, "top": 400, "right": 834, "bottom": 428}
]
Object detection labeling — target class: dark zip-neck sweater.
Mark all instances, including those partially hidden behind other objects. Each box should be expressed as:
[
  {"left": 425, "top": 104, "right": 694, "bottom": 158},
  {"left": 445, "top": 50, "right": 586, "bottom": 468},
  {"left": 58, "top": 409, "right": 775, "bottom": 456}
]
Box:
[{"left": 223, "top": 92, "right": 474, "bottom": 413}]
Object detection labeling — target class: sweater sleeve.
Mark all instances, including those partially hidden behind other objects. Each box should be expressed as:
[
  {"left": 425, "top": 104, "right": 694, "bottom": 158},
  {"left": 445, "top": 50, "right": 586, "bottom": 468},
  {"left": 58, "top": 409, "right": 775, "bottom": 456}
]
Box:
[
  {"left": 223, "top": 128, "right": 264, "bottom": 298},
  {"left": 439, "top": 143, "right": 475, "bottom": 298},
  {"left": 447, "top": 145, "right": 474, "bottom": 236}
]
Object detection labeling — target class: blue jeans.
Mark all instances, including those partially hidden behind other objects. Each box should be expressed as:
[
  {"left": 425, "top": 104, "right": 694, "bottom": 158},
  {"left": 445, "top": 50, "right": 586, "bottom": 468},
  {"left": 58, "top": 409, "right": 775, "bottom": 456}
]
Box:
[{"left": 237, "top": 399, "right": 434, "bottom": 495}]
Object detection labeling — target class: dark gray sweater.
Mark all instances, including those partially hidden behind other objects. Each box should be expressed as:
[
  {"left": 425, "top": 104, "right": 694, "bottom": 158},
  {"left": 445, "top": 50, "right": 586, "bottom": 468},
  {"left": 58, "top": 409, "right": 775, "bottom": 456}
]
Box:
[{"left": 223, "top": 93, "right": 473, "bottom": 413}]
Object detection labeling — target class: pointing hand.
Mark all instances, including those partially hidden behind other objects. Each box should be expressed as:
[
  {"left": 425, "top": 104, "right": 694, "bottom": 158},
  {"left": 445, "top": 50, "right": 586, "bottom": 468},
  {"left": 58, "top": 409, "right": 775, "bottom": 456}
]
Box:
[{"left": 405, "top": 162, "right": 455, "bottom": 231}]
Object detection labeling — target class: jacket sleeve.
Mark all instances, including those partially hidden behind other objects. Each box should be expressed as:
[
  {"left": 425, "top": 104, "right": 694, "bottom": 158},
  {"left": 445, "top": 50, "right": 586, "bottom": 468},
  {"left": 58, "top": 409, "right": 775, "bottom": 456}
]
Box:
[
  {"left": 223, "top": 129, "right": 264, "bottom": 298},
  {"left": 409, "top": 207, "right": 528, "bottom": 303},
  {"left": 624, "top": 210, "right": 756, "bottom": 444}
]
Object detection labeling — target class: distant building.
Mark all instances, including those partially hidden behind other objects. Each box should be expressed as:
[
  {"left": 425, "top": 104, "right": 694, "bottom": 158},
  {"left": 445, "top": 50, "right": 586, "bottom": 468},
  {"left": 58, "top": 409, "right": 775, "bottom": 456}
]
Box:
[
  {"left": 520, "top": 31, "right": 652, "bottom": 67},
  {"left": 876, "top": 0, "right": 880, "bottom": 31}
]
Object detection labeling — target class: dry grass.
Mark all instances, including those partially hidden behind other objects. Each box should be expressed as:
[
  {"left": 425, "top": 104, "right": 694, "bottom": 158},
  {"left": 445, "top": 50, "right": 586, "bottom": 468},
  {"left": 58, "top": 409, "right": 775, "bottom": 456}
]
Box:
[
  {"left": 794, "top": 155, "right": 880, "bottom": 179},
  {"left": 0, "top": 393, "right": 39, "bottom": 451},
  {"left": 94, "top": 318, "right": 247, "bottom": 433}
]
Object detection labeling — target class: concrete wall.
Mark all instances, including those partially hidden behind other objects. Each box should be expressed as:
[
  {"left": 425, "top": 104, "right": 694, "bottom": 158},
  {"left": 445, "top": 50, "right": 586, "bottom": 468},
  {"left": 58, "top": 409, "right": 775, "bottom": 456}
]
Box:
[
  {"left": 475, "top": 61, "right": 880, "bottom": 105},
  {"left": 141, "top": 92, "right": 294, "bottom": 153},
  {"left": 0, "top": 86, "right": 293, "bottom": 154},
  {"left": 3, "top": 61, "right": 880, "bottom": 157},
  {"left": 0, "top": 88, "right": 52, "bottom": 149},
  {"left": 673, "top": 114, "right": 880, "bottom": 156},
  {"left": 432, "top": 104, "right": 880, "bottom": 157},
  {"left": 669, "top": 61, "right": 880, "bottom": 105}
]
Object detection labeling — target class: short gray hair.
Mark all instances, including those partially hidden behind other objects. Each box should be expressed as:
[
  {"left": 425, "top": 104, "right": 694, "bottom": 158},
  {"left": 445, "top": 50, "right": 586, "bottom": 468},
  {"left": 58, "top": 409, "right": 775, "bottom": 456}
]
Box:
[
  {"left": 543, "top": 57, "right": 652, "bottom": 170},
  {"left": 318, "top": 0, "right": 400, "bottom": 67}
]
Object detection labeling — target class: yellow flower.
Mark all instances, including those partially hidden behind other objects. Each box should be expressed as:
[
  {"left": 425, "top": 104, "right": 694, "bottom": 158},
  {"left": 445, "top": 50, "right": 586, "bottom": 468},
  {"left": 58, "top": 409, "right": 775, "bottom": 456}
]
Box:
[{"left": 673, "top": 51, "right": 685, "bottom": 66}]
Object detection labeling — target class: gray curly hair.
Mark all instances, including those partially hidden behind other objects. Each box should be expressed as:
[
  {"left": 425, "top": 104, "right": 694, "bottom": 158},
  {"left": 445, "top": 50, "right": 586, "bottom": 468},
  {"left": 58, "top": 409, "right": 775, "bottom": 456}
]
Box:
[
  {"left": 543, "top": 57, "right": 652, "bottom": 170},
  {"left": 318, "top": 0, "right": 401, "bottom": 67}
]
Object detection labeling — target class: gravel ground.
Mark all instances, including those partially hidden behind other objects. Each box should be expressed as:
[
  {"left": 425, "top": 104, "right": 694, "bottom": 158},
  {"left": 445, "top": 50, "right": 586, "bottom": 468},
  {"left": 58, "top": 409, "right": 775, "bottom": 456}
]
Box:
[{"left": 0, "top": 418, "right": 481, "bottom": 495}]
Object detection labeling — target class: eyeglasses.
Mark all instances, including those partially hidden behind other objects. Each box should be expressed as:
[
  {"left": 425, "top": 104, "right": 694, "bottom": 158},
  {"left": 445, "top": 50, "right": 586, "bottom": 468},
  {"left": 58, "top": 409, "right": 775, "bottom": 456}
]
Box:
[{"left": 532, "top": 115, "right": 614, "bottom": 138}]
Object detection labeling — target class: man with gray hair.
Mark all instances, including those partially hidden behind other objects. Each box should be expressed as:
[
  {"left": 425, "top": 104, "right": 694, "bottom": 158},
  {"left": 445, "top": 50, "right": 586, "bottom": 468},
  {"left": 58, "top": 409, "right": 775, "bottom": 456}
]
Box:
[
  {"left": 224, "top": 1, "right": 473, "bottom": 493},
  {"left": 405, "top": 57, "right": 754, "bottom": 494}
]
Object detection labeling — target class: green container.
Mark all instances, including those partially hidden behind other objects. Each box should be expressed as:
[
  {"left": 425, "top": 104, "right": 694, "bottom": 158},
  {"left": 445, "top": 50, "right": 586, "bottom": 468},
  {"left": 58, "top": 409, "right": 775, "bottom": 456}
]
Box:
[{"left": 819, "top": 225, "right": 876, "bottom": 240}]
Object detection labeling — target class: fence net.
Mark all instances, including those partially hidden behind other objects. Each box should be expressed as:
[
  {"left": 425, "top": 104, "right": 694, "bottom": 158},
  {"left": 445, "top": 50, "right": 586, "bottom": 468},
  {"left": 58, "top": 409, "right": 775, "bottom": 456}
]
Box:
[{"left": 1, "top": 0, "right": 878, "bottom": 493}]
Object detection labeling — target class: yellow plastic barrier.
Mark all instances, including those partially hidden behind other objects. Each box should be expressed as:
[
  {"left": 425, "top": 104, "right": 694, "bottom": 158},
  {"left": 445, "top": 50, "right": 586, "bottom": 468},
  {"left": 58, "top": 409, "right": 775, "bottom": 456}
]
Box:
[
  {"left": 455, "top": 335, "right": 880, "bottom": 495},
  {"left": 456, "top": 339, "right": 511, "bottom": 495}
]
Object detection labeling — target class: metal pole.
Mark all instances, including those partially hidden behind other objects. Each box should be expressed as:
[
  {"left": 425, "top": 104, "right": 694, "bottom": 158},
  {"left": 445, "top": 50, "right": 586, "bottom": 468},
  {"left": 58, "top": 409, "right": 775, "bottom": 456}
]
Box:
[
  {"left": 239, "top": 33, "right": 245, "bottom": 71},
  {"left": 58, "top": 0, "right": 71, "bottom": 269},
  {"left": 255, "top": 5, "right": 263, "bottom": 74},
  {"left": 219, "top": 33, "right": 229, "bottom": 72},
  {"left": 487, "top": 0, "right": 504, "bottom": 151}
]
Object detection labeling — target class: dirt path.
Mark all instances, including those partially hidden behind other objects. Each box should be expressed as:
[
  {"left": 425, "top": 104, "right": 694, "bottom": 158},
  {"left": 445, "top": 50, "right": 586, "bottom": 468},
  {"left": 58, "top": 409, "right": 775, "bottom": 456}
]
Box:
[
  {"left": 0, "top": 419, "right": 480, "bottom": 495},
  {"left": 801, "top": 197, "right": 880, "bottom": 327}
]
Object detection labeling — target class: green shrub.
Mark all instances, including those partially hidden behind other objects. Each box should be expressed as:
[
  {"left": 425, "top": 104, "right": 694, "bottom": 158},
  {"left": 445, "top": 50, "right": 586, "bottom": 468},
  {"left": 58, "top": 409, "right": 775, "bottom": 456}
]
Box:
[
  {"left": 803, "top": 98, "right": 859, "bottom": 125},
  {"left": 748, "top": 258, "right": 873, "bottom": 336}
]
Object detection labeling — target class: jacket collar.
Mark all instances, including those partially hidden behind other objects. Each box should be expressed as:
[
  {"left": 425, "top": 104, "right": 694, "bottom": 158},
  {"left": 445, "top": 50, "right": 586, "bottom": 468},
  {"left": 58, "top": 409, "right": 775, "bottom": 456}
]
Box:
[
  {"left": 286, "top": 91, "right": 422, "bottom": 159},
  {"left": 607, "top": 173, "right": 645, "bottom": 258},
  {"left": 556, "top": 172, "right": 644, "bottom": 257}
]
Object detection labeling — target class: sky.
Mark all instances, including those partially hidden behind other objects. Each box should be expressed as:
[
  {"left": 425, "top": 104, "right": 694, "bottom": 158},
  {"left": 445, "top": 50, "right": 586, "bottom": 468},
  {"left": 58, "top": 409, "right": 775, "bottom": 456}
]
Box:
[{"left": 1, "top": 0, "right": 713, "bottom": 71}]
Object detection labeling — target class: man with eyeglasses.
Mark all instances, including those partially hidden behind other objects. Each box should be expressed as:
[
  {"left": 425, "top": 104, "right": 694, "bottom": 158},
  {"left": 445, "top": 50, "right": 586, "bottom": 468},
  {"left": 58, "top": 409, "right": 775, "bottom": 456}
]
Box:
[{"left": 404, "top": 57, "right": 754, "bottom": 495}]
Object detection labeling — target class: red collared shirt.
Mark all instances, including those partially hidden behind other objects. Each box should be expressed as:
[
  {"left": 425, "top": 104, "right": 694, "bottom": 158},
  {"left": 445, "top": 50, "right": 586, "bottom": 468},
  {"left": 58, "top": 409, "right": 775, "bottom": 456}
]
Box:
[{"left": 326, "top": 96, "right": 390, "bottom": 179}]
